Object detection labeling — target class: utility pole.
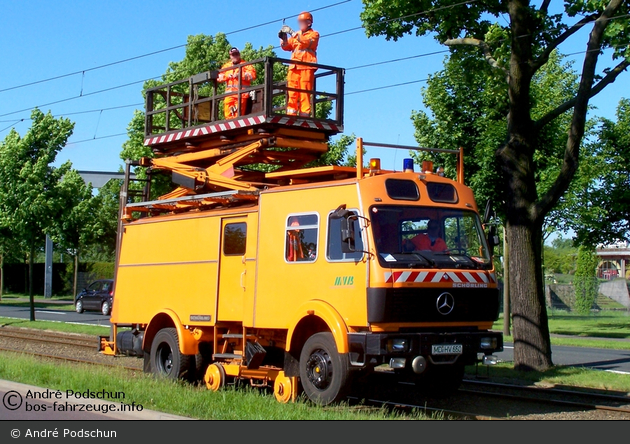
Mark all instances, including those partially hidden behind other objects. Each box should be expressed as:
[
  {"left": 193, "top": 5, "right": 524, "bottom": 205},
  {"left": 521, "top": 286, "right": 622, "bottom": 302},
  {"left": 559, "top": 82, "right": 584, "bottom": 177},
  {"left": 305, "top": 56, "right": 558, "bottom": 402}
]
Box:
[
  {"left": 44, "top": 235, "right": 53, "bottom": 299},
  {"left": 503, "top": 226, "right": 510, "bottom": 336}
]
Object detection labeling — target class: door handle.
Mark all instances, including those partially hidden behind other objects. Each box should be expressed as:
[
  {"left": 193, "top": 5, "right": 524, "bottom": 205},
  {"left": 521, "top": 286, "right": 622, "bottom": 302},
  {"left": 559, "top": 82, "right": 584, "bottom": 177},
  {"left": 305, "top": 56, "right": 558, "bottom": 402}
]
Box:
[{"left": 240, "top": 270, "right": 246, "bottom": 291}]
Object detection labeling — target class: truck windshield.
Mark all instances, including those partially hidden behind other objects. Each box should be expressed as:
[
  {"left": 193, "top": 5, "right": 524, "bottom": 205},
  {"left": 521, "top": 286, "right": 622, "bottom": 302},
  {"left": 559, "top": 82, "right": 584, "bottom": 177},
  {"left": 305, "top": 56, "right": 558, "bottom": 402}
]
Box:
[{"left": 369, "top": 205, "right": 492, "bottom": 270}]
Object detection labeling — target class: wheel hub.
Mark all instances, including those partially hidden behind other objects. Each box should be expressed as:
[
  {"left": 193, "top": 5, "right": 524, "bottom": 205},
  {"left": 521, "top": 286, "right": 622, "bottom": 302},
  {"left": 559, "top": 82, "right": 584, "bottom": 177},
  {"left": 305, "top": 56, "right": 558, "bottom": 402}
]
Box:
[
  {"left": 306, "top": 349, "right": 332, "bottom": 391},
  {"left": 157, "top": 344, "right": 173, "bottom": 375}
]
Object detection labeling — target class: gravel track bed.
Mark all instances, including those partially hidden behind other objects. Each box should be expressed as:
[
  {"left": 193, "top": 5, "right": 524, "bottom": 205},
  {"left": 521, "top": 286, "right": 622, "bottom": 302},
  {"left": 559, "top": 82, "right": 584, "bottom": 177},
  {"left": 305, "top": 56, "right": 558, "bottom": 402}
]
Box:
[{"left": 0, "top": 334, "right": 143, "bottom": 370}]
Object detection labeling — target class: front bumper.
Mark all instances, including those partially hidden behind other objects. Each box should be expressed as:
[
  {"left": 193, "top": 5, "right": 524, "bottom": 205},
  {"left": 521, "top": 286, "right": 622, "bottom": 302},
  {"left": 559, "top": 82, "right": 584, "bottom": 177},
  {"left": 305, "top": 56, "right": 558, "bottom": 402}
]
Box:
[{"left": 347, "top": 330, "right": 503, "bottom": 368}]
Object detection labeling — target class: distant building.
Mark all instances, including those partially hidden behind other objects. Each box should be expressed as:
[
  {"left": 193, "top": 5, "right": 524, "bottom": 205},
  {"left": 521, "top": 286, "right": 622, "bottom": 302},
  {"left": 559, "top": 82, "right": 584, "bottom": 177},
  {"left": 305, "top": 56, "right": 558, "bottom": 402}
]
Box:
[{"left": 596, "top": 241, "right": 629, "bottom": 280}]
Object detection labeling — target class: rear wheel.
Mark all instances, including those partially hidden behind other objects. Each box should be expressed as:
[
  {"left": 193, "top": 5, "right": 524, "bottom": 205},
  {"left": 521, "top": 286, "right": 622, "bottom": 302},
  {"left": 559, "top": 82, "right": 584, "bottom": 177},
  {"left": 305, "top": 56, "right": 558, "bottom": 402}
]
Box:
[
  {"left": 299, "top": 332, "right": 351, "bottom": 405},
  {"left": 75, "top": 300, "right": 84, "bottom": 314},
  {"left": 101, "top": 301, "right": 111, "bottom": 316},
  {"left": 150, "top": 328, "right": 192, "bottom": 380}
]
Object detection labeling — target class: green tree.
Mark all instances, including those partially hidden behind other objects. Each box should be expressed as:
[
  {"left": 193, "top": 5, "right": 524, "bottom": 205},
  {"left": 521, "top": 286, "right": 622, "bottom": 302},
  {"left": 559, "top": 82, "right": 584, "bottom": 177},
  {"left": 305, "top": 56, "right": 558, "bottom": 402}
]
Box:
[
  {"left": 573, "top": 245, "right": 599, "bottom": 314},
  {"left": 0, "top": 109, "right": 74, "bottom": 319},
  {"left": 361, "top": 0, "right": 630, "bottom": 371},
  {"left": 51, "top": 170, "right": 101, "bottom": 298},
  {"left": 573, "top": 98, "right": 630, "bottom": 246}
]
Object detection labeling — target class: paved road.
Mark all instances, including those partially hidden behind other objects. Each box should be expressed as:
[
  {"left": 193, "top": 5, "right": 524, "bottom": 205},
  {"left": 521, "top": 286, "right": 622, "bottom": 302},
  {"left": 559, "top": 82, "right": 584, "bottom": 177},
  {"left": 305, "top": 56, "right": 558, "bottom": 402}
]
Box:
[
  {"left": 495, "top": 342, "right": 630, "bottom": 374},
  {"left": 0, "top": 305, "right": 111, "bottom": 328}
]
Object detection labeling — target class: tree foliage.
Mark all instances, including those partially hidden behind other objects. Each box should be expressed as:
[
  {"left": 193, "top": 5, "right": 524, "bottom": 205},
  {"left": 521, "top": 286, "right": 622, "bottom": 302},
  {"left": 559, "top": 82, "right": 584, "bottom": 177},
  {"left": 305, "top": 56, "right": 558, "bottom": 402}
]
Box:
[
  {"left": 572, "top": 98, "right": 630, "bottom": 246},
  {"left": 0, "top": 109, "right": 75, "bottom": 317},
  {"left": 361, "top": 0, "right": 630, "bottom": 370}
]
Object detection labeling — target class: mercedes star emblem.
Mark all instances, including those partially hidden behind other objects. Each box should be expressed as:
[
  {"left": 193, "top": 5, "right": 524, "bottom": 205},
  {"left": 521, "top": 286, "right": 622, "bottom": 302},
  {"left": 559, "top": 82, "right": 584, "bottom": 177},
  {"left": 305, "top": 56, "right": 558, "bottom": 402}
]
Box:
[{"left": 436, "top": 292, "right": 455, "bottom": 315}]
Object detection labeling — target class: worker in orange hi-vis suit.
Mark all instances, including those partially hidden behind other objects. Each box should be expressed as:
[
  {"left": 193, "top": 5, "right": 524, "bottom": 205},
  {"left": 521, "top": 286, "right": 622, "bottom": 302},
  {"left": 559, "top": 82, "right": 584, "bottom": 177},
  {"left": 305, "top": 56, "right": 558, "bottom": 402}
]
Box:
[
  {"left": 286, "top": 219, "right": 305, "bottom": 261},
  {"left": 217, "top": 47, "right": 257, "bottom": 119},
  {"left": 279, "top": 12, "right": 319, "bottom": 117}
]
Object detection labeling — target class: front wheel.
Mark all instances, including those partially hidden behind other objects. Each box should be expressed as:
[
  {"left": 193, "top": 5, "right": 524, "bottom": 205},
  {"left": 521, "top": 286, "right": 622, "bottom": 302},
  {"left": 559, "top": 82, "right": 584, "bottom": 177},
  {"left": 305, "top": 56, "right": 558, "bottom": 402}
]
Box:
[
  {"left": 299, "top": 332, "right": 351, "bottom": 405},
  {"left": 75, "top": 299, "right": 84, "bottom": 314},
  {"left": 150, "top": 328, "right": 192, "bottom": 380}
]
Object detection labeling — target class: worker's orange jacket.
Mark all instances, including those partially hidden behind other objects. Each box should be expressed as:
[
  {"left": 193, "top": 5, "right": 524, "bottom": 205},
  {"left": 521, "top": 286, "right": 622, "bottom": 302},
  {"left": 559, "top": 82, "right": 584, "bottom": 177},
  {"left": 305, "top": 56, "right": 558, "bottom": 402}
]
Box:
[
  {"left": 217, "top": 61, "right": 257, "bottom": 92},
  {"left": 281, "top": 28, "right": 319, "bottom": 69}
]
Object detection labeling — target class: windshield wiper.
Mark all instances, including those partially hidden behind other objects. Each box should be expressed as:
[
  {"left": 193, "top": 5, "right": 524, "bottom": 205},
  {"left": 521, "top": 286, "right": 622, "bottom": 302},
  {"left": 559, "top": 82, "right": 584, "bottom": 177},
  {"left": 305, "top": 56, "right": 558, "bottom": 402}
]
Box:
[
  {"left": 434, "top": 252, "right": 481, "bottom": 269},
  {"left": 400, "top": 252, "right": 435, "bottom": 267}
]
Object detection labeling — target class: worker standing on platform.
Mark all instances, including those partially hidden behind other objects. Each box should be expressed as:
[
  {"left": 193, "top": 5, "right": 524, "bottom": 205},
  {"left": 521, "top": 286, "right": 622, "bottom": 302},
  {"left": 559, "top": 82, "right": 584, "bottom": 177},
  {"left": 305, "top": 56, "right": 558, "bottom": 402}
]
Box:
[
  {"left": 279, "top": 12, "right": 319, "bottom": 117},
  {"left": 217, "top": 47, "right": 257, "bottom": 119}
]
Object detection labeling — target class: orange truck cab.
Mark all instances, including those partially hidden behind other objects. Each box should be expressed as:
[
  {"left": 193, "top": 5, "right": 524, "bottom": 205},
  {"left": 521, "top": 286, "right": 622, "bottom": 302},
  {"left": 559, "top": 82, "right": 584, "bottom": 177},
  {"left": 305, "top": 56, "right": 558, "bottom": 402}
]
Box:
[{"left": 100, "top": 58, "right": 503, "bottom": 406}]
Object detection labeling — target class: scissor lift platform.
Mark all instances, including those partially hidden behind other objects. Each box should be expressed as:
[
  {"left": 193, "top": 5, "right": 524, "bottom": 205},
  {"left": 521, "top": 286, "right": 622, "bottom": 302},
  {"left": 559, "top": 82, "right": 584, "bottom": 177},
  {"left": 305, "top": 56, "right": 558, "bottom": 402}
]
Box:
[{"left": 144, "top": 57, "right": 344, "bottom": 155}]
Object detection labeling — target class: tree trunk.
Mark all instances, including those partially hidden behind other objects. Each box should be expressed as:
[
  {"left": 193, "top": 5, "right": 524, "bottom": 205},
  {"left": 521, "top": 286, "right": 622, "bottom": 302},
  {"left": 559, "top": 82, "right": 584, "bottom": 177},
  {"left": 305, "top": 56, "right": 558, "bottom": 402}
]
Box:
[
  {"left": 29, "top": 242, "right": 35, "bottom": 322},
  {"left": 507, "top": 221, "right": 552, "bottom": 370},
  {"left": 73, "top": 249, "right": 79, "bottom": 299},
  {"left": 0, "top": 253, "right": 3, "bottom": 301},
  {"left": 502, "top": 227, "right": 510, "bottom": 337}
]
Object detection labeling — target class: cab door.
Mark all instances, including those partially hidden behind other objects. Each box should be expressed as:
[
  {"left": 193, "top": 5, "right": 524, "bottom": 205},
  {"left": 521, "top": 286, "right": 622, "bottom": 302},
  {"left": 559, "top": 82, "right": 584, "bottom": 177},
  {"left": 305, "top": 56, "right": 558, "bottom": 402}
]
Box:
[{"left": 217, "top": 217, "right": 250, "bottom": 322}]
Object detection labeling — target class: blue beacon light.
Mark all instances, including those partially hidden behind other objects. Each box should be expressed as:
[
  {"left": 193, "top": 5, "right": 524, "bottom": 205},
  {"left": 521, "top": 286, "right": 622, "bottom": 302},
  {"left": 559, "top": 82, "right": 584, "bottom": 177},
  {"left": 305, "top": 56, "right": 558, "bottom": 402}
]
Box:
[{"left": 403, "top": 158, "right": 414, "bottom": 173}]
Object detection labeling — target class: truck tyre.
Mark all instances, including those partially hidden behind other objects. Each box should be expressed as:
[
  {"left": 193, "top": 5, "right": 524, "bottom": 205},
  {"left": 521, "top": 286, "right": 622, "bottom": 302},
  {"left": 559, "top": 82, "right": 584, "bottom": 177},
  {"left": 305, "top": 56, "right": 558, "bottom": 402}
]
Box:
[
  {"left": 150, "top": 328, "right": 192, "bottom": 380},
  {"left": 299, "top": 332, "right": 350, "bottom": 405}
]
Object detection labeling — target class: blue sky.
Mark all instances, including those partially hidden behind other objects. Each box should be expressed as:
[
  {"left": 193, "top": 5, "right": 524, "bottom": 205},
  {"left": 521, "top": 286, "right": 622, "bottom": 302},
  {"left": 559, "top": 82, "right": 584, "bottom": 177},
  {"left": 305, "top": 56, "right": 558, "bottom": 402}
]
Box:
[{"left": 0, "top": 0, "right": 627, "bottom": 176}]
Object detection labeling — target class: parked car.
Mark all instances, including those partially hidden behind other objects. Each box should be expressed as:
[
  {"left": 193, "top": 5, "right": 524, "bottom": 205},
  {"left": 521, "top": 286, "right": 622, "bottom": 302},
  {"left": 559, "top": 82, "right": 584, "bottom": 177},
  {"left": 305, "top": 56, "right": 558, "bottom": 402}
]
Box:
[{"left": 75, "top": 279, "right": 114, "bottom": 316}]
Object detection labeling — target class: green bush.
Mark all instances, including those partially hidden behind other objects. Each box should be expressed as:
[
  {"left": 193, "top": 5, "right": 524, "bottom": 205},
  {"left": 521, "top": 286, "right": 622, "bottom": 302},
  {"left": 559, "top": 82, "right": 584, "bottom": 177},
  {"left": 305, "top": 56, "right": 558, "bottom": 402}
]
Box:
[{"left": 573, "top": 246, "right": 598, "bottom": 314}]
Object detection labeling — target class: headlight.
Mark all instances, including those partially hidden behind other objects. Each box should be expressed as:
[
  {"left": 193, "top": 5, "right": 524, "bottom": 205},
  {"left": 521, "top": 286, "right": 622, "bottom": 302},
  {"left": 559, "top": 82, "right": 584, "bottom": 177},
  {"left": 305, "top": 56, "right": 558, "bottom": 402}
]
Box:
[
  {"left": 480, "top": 337, "right": 498, "bottom": 350},
  {"left": 387, "top": 338, "right": 409, "bottom": 353},
  {"left": 389, "top": 358, "right": 407, "bottom": 369}
]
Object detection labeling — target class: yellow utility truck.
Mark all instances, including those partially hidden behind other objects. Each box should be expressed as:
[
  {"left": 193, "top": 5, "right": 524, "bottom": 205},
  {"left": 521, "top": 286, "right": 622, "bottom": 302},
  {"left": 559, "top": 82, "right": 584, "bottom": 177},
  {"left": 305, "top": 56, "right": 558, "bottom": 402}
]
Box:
[{"left": 101, "top": 57, "right": 503, "bottom": 405}]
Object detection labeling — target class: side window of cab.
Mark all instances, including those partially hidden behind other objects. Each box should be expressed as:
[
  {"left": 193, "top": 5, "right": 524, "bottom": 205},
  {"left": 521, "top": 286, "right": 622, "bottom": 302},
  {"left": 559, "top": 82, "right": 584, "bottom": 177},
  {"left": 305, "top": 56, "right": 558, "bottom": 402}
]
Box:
[{"left": 285, "top": 214, "right": 319, "bottom": 262}]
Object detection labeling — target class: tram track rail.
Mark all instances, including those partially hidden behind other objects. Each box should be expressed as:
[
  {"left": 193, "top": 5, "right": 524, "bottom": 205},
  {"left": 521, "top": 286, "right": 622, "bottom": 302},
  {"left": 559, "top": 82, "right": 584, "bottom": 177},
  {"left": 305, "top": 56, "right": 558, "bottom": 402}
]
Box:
[{"left": 0, "top": 326, "right": 98, "bottom": 350}]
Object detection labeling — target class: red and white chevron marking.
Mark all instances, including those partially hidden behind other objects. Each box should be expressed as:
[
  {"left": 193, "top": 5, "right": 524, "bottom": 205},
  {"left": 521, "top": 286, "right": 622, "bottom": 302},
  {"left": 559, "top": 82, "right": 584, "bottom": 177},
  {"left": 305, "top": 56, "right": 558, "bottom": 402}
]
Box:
[
  {"left": 144, "top": 115, "right": 341, "bottom": 146},
  {"left": 384, "top": 270, "right": 497, "bottom": 285},
  {"left": 267, "top": 116, "right": 341, "bottom": 132},
  {"left": 144, "top": 115, "right": 267, "bottom": 146}
]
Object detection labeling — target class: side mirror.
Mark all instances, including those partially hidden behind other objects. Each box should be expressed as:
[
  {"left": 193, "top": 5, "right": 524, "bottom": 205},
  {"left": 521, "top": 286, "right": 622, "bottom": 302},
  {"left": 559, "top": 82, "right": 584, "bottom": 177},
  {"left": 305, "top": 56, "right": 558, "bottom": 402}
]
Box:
[
  {"left": 487, "top": 225, "right": 500, "bottom": 251},
  {"left": 483, "top": 199, "right": 494, "bottom": 224},
  {"left": 340, "top": 217, "right": 356, "bottom": 254}
]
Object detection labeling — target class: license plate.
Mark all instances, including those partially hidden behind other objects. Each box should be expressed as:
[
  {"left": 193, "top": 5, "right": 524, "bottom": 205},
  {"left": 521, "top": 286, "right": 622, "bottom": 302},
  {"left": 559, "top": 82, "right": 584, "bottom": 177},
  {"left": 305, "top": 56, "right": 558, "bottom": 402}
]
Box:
[{"left": 432, "top": 344, "right": 463, "bottom": 355}]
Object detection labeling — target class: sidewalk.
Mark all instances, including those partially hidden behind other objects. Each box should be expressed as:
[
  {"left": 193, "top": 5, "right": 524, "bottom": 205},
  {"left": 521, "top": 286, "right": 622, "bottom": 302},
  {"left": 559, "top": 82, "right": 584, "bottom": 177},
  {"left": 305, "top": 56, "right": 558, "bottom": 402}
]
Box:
[{"left": 0, "top": 379, "right": 194, "bottom": 420}]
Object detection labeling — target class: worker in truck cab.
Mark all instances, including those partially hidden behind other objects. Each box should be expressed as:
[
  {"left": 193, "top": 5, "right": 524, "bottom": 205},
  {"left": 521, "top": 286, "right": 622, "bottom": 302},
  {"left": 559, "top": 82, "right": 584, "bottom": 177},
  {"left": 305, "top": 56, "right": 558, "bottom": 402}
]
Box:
[
  {"left": 286, "top": 218, "right": 305, "bottom": 261},
  {"left": 404, "top": 219, "right": 448, "bottom": 252},
  {"left": 279, "top": 11, "right": 319, "bottom": 117},
  {"left": 217, "top": 47, "right": 257, "bottom": 119}
]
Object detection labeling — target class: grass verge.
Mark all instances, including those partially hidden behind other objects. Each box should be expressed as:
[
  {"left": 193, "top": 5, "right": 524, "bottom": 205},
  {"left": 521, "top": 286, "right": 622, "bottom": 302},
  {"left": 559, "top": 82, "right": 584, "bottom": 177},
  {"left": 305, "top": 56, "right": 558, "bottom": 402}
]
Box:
[
  {"left": 0, "top": 300, "right": 75, "bottom": 311},
  {"left": 0, "top": 352, "right": 436, "bottom": 420},
  {"left": 465, "top": 362, "right": 630, "bottom": 395},
  {"left": 0, "top": 316, "right": 109, "bottom": 336}
]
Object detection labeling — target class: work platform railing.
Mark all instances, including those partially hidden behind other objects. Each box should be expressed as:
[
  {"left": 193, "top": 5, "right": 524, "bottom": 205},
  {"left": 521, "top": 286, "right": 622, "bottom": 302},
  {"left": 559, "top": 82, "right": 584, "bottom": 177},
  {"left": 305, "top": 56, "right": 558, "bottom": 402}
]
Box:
[{"left": 144, "top": 57, "right": 344, "bottom": 146}]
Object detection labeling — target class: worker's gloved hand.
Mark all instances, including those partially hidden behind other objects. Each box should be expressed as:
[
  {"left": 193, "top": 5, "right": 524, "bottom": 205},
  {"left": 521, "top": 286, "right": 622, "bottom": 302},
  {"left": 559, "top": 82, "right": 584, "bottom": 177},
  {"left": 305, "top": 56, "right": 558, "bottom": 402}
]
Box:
[{"left": 278, "top": 31, "right": 287, "bottom": 39}]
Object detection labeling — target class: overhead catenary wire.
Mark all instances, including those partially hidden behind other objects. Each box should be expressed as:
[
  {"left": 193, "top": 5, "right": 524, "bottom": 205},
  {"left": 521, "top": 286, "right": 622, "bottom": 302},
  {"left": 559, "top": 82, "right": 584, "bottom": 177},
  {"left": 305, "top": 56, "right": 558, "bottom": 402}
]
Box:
[
  {"left": 0, "top": 0, "right": 354, "bottom": 95},
  {"left": 0, "top": 4, "right": 626, "bottom": 134}
]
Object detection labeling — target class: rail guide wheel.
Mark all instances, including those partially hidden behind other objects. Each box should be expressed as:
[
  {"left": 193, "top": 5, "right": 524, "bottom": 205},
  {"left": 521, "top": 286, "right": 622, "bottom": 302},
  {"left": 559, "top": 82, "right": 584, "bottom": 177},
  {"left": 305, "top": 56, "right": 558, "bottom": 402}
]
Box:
[
  {"left": 273, "top": 371, "right": 299, "bottom": 403},
  {"left": 204, "top": 363, "right": 226, "bottom": 391}
]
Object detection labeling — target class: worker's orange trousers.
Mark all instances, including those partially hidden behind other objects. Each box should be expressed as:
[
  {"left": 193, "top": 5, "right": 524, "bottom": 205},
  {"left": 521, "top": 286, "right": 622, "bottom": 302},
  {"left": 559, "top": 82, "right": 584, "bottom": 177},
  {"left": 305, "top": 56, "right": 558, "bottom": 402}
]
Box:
[
  {"left": 287, "top": 68, "right": 314, "bottom": 116},
  {"left": 223, "top": 94, "right": 249, "bottom": 120}
]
